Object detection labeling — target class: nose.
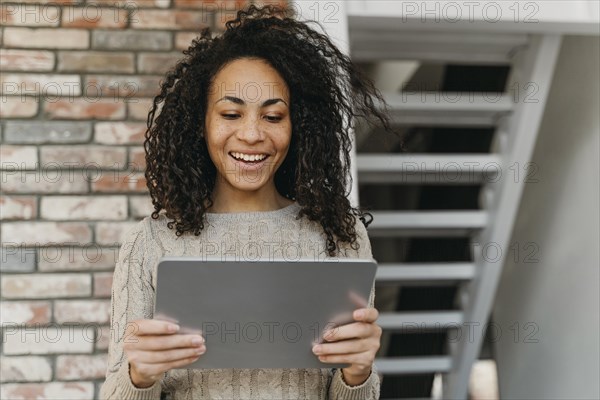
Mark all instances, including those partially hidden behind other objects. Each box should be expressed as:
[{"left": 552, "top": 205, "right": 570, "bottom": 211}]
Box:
[{"left": 235, "top": 115, "right": 264, "bottom": 144}]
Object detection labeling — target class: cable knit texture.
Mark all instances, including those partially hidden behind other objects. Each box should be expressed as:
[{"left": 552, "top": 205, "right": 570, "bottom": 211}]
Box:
[{"left": 99, "top": 202, "right": 380, "bottom": 399}]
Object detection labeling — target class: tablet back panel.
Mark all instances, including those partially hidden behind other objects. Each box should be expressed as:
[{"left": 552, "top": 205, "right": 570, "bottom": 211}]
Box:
[{"left": 153, "top": 257, "right": 377, "bottom": 369}]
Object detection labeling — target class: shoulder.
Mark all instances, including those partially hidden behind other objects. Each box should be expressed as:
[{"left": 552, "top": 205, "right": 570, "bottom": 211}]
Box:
[
  {"left": 293, "top": 207, "right": 373, "bottom": 259},
  {"left": 331, "top": 214, "right": 373, "bottom": 259},
  {"left": 354, "top": 216, "right": 370, "bottom": 244},
  {"left": 118, "top": 218, "right": 148, "bottom": 259},
  {"left": 119, "top": 213, "right": 168, "bottom": 253}
]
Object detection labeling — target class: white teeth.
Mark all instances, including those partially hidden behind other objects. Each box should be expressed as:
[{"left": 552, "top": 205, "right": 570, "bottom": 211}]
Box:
[{"left": 231, "top": 152, "right": 267, "bottom": 162}]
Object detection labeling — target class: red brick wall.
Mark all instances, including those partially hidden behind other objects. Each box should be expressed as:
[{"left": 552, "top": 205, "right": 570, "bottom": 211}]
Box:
[{"left": 1, "top": 0, "right": 285, "bottom": 397}]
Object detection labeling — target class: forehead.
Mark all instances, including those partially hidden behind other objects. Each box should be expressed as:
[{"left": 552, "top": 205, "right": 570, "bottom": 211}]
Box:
[{"left": 209, "top": 58, "right": 289, "bottom": 102}]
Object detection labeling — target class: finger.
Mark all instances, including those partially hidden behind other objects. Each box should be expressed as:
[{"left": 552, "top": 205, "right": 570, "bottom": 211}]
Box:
[
  {"left": 317, "top": 352, "right": 367, "bottom": 365},
  {"left": 136, "top": 334, "right": 205, "bottom": 351},
  {"left": 322, "top": 322, "right": 372, "bottom": 342},
  {"left": 128, "top": 319, "right": 181, "bottom": 336},
  {"left": 164, "top": 354, "right": 203, "bottom": 371},
  {"left": 136, "top": 345, "right": 206, "bottom": 364},
  {"left": 352, "top": 307, "right": 379, "bottom": 323},
  {"left": 313, "top": 339, "right": 369, "bottom": 356},
  {"left": 135, "top": 354, "right": 201, "bottom": 379}
]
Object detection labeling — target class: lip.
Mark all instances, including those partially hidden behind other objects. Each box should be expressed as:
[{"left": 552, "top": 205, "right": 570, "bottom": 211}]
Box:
[
  {"left": 229, "top": 153, "right": 270, "bottom": 171},
  {"left": 229, "top": 150, "right": 270, "bottom": 156}
]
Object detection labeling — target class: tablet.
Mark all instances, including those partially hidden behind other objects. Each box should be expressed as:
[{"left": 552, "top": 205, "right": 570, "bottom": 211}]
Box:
[{"left": 153, "top": 256, "right": 377, "bottom": 369}]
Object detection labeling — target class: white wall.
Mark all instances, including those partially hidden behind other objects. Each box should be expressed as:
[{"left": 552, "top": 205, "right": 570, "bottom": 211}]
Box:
[{"left": 493, "top": 36, "right": 600, "bottom": 399}]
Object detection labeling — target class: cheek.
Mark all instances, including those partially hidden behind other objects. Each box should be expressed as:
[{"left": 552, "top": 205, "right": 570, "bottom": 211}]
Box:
[
  {"left": 205, "top": 126, "right": 228, "bottom": 155},
  {"left": 275, "top": 125, "right": 292, "bottom": 151}
]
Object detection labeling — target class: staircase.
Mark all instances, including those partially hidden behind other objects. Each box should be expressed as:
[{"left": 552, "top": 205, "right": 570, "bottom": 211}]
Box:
[
  {"left": 350, "top": 20, "right": 562, "bottom": 400},
  {"left": 355, "top": 33, "right": 561, "bottom": 397},
  {"left": 288, "top": 1, "right": 581, "bottom": 398}
]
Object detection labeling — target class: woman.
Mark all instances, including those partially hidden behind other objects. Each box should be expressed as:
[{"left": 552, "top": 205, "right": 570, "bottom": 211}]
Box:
[{"left": 100, "top": 4, "right": 396, "bottom": 399}]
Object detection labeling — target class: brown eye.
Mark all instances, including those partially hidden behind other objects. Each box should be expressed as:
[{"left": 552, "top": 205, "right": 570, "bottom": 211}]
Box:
[
  {"left": 265, "top": 115, "right": 282, "bottom": 122},
  {"left": 222, "top": 114, "right": 239, "bottom": 119}
]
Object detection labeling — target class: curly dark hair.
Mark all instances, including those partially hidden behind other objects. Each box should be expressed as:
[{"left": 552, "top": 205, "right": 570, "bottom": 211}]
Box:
[{"left": 144, "top": 3, "right": 397, "bottom": 256}]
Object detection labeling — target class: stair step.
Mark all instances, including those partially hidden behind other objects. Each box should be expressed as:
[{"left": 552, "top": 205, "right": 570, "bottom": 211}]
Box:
[
  {"left": 368, "top": 211, "right": 487, "bottom": 237},
  {"left": 347, "top": 7, "right": 600, "bottom": 36},
  {"left": 378, "top": 311, "right": 464, "bottom": 330},
  {"left": 378, "top": 92, "right": 513, "bottom": 126},
  {"left": 349, "top": 29, "right": 529, "bottom": 64},
  {"left": 350, "top": 31, "right": 527, "bottom": 64},
  {"left": 376, "top": 263, "right": 476, "bottom": 281},
  {"left": 357, "top": 154, "right": 501, "bottom": 184},
  {"left": 374, "top": 356, "right": 452, "bottom": 374}
]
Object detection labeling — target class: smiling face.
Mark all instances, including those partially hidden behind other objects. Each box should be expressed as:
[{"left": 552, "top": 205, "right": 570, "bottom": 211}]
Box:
[{"left": 204, "top": 57, "right": 292, "bottom": 211}]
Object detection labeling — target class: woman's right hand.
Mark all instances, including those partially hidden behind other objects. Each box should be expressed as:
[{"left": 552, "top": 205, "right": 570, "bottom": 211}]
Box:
[{"left": 123, "top": 319, "right": 206, "bottom": 388}]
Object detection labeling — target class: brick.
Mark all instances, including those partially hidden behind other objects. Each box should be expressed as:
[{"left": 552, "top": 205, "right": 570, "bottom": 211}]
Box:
[
  {"left": 41, "top": 195, "right": 127, "bottom": 220},
  {"left": 0, "top": 145, "right": 38, "bottom": 170},
  {"left": 0, "top": 382, "right": 94, "bottom": 400},
  {"left": 175, "top": 31, "right": 200, "bottom": 50},
  {"left": 129, "top": 195, "right": 154, "bottom": 218},
  {"left": 0, "top": 301, "right": 51, "bottom": 326},
  {"left": 128, "top": 146, "right": 146, "bottom": 170},
  {"left": 0, "top": 195, "right": 37, "bottom": 220},
  {"left": 95, "top": 221, "right": 138, "bottom": 245},
  {"left": 0, "top": 4, "right": 60, "bottom": 27},
  {"left": 91, "top": 171, "right": 147, "bottom": 193},
  {"left": 1, "top": 73, "right": 81, "bottom": 96},
  {"left": 57, "top": 51, "right": 134, "bottom": 73},
  {"left": 94, "top": 122, "right": 145, "bottom": 144},
  {"left": 40, "top": 145, "right": 127, "bottom": 169},
  {"left": 84, "top": 74, "right": 162, "bottom": 98},
  {"left": 0, "top": 96, "right": 39, "bottom": 118},
  {"left": 54, "top": 300, "right": 110, "bottom": 323},
  {"left": 89, "top": 0, "right": 171, "bottom": 7},
  {"left": 0, "top": 247, "right": 36, "bottom": 272},
  {"left": 138, "top": 52, "right": 182, "bottom": 74},
  {"left": 0, "top": 171, "right": 89, "bottom": 194},
  {"left": 1, "top": 273, "right": 91, "bottom": 299},
  {"left": 61, "top": 6, "right": 127, "bottom": 28},
  {"left": 3, "top": 27, "right": 89, "bottom": 49},
  {"left": 175, "top": 0, "right": 250, "bottom": 9},
  {"left": 93, "top": 272, "right": 113, "bottom": 297},
  {"left": 1, "top": 222, "right": 92, "bottom": 246},
  {"left": 1, "top": 273, "right": 92, "bottom": 299},
  {"left": 3, "top": 121, "right": 92, "bottom": 144},
  {"left": 12, "top": 0, "right": 82, "bottom": 4},
  {"left": 43, "top": 98, "right": 126, "bottom": 120},
  {"left": 92, "top": 30, "right": 171, "bottom": 51},
  {"left": 127, "top": 97, "right": 158, "bottom": 121},
  {"left": 0, "top": 356, "right": 52, "bottom": 383},
  {"left": 56, "top": 354, "right": 108, "bottom": 380},
  {"left": 174, "top": 0, "right": 205, "bottom": 8},
  {"left": 131, "top": 9, "right": 210, "bottom": 30},
  {"left": 38, "top": 246, "right": 117, "bottom": 271},
  {"left": 0, "top": 49, "right": 54, "bottom": 71}
]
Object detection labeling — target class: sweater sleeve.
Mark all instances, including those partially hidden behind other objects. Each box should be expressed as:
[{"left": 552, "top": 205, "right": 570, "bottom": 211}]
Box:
[
  {"left": 328, "top": 218, "right": 381, "bottom": 399},
  {"left": 99, "top": 220, "right": 163, "bottom": 400}
]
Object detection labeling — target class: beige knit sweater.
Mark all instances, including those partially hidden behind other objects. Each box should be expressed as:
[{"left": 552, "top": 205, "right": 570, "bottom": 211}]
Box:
[{"left": 99, "top": 202, "right": 380, "bottom": 399}]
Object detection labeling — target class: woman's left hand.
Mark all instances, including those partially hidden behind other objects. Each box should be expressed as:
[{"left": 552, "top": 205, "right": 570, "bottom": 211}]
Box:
[{"left": 312, "top": 307, "right": 382, "bottom": 385}]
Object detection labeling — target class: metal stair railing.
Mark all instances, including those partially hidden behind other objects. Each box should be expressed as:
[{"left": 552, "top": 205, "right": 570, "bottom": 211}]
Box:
[{"left": 443, "top": 34, "right": 562, "bottom": 399}]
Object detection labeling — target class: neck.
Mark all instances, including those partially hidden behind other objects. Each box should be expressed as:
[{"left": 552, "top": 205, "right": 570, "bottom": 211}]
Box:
[{"left": 206, "top": 182, "right": 293, "bottom": 213}]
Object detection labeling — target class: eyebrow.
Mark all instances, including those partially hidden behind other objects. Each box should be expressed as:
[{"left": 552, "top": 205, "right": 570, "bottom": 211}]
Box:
[{"left": 215, "top": 96, "right": 288, "bottom": 107}]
